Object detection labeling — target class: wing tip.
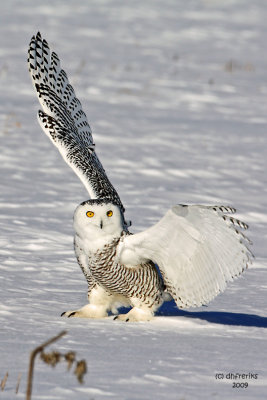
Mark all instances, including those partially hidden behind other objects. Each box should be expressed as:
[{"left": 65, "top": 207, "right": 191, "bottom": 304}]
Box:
[{"left": 172, "top": 204, "right": 189, "bottom": 217}]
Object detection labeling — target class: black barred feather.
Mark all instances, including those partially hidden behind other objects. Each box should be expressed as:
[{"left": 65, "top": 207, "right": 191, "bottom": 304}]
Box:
[
  {"left": 28, "top": 32, "right": 125, "bottom": 214},
  {"left": 210, "top": 205, "right": 253, "bottom": 250},
  {"left": 76, "top": 233, "right": 164, "bottom": 308}
]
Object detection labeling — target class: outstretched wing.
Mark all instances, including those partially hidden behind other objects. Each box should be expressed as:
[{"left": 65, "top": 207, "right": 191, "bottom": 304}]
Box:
[
  {"left": 117, "top": 205, "right": 253, "bottom": 308},
  {"left": 28, "top": 32, "right": 125, "bottom": 213}
]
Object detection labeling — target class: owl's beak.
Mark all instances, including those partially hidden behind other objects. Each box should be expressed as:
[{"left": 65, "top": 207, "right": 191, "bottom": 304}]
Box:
[{"left": 100, "top": 220, "right": 103, "bottom": 229}]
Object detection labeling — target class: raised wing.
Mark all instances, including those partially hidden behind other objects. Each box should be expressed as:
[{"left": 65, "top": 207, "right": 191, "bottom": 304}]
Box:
[
  {"left": 28, "top": 32, "right": 125, "bottom": 214},
  {"left": 117, "top": 205, "right": 253, "bottom": 308}
]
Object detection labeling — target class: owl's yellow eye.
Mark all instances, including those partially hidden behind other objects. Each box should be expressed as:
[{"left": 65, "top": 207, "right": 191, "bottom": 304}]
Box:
[
  {"left": 86, "top": 211, "right": 94, "bottom": 218},
  {"left": 106, "top": 210, "right": 113, "bottom": 217}
]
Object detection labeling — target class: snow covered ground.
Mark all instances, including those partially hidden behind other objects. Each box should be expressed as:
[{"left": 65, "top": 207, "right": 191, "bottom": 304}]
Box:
[{"left": 0, "top": 0, "right": 267, "bottom": 399}]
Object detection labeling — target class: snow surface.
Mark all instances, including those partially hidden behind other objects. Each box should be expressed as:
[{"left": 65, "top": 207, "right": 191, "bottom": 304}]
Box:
[{"left": 0, "top": 0, "right": 267, "bottom": 399}]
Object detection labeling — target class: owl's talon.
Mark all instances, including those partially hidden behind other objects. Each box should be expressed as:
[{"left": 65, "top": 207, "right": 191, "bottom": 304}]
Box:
[
  {"left": 126, "top": 318, "right": 129, "bottom": 322},
  {"left": 61, "top": 311, "right": 66, "bottom": 317},
  {"left": 113, "top": 315, "right": 118, "bottom": 320},
  {"left": 68, "top": 311, "right": 77, "bottom": 318}
]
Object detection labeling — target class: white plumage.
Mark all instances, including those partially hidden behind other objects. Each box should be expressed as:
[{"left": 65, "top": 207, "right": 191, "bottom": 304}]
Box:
[
  {"left": 118, "top": 204, "right": 251, "bottom": 309},
  {"left": 28, "top": 33, "right": 253, "bottom": 322}
]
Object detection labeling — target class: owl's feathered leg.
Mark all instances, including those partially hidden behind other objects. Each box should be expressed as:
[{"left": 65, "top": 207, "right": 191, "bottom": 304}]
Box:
[
  {"left": 113, "top": 295, "right": 163, "bottom": 322},
  {"left": 61, "top": 285, "right": 130, "bottom": 318},
  {"left": 114, "top": 307, "right": 154, "bottom": 322},
  {"left": 62, "top": 304, "right": 107, "bottom": 318}
]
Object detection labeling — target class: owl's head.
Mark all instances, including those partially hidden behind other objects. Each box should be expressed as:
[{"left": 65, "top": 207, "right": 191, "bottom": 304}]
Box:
[{"left": 73, "top": 199, "right": 124, "bottom": 239}]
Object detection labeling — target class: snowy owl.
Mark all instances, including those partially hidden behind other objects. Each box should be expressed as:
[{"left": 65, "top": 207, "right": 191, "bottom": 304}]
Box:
[{"left": 28, "top": 32, "right": 252, "bottom": 322}]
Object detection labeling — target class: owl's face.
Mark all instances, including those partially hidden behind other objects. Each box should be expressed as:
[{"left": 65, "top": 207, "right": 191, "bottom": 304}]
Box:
[{"left": 73, "top": 200, "right": 124, "bottom": 240}]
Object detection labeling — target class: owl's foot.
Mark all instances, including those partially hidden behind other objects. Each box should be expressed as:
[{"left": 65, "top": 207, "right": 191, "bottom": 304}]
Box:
[
  {"left": 114, "top": 307, "right": 154, "bottom": 322},
  {"left": 61, "top": 304, "right": 108, "bottom": 318}
]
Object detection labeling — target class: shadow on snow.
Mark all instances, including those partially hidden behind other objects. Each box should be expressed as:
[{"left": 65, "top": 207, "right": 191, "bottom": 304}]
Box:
[{"left": 156, "top": 300, "right": 267, "bottom": 328}]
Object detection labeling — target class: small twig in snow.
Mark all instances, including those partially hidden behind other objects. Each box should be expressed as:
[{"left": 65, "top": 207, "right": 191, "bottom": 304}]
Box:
[
  {"left": 15, "top": 372, "right": 22, "bottom": 394},
  {"left": 1, "top": 372, "right": 8, "bottom": 391},
  {"left": 26, "top": 330, "right": 67, "bottom": 400}
]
